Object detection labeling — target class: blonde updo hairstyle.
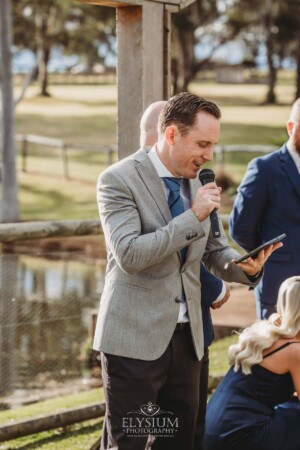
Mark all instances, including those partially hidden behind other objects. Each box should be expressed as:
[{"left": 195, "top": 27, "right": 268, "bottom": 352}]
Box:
[{"left": 228, "top": 276, "right": 300, "bottom": 374}]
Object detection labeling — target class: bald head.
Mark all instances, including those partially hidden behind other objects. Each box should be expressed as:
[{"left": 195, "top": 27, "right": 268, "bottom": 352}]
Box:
[
  {"left": 289, "top": 98, "right": 300, "bottom": 123},
  {"left": 287, "top": 97, "right": 300, "bottom": 154},
  {"left": 140, "top": 101, "right": 167, "bottom": 148}
]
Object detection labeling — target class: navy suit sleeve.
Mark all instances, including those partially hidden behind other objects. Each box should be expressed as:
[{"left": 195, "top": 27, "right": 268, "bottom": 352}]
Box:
[
  {"left": 229, "top": 157, "right": 268, "bottom": 252},
  {"left": 200, "top": 264, "right": 223, "bottom": 308}
]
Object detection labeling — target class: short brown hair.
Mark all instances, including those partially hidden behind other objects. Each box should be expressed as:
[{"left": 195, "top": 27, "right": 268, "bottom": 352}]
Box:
[{"left": 158, "top": 92, "right": 221, "bottom": 136}]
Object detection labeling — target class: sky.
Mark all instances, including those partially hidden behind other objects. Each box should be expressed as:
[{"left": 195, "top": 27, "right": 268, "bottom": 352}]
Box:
[{"left": 12, "top": 39, "right": 295, "bottom": 74}]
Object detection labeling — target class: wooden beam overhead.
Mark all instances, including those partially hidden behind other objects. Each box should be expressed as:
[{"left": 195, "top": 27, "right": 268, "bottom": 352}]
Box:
[
  {"left": 147, "top": 0, "right": 195, "bottom": 9},
  {"left": 75, "top": 0, "right": 192, "bottom": 9},
  {"left": 76, "top": 0, "right": 142, "bottom": 7}
]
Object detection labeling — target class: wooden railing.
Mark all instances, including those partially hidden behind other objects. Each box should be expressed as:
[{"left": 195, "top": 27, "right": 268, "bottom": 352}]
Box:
[
  {"left": 214, "top": 144, "right": 277, "bottom": 167},
  {"left": 0, "top": 216, "right": 230, "bottom": 243},
  {"left": 15, "top": 134, "right": 116, "bottom": 179}
]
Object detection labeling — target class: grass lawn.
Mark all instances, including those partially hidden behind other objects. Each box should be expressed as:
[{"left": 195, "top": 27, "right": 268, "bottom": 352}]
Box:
[
  {"left": 0, "top": 335, "right": 237, "bottom": 449},
  {"left": 209, "top": 334, "right": 238, "bottom": 376},
  {"left": 0, "top": 389, "right": 104, "bottom": 450},
  {"left": 13, "top": 80, "right": 294, "bottom": 221},
  {"left": 0, "top": 419, "right": 103, "bottom": 449}
]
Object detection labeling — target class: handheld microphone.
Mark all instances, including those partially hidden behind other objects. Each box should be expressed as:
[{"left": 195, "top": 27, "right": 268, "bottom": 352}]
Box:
[{"left": 198, "top": 168, "right": 221, "bottom": 238}]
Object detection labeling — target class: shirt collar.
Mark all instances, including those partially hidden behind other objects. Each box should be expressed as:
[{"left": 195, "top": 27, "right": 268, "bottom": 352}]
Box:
[{"left": 148, "top": 145, "right": 179, "bottom": 178}]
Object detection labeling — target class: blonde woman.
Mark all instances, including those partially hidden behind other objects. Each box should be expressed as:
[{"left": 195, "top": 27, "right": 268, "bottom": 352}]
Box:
[{"left": 204, "top": 276, "right": 300, "bottom": 450}]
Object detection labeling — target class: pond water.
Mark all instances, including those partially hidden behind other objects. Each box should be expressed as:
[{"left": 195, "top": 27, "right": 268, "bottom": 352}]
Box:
[{"left": 0, "top": 250, "right": 106, "bottom": 407}]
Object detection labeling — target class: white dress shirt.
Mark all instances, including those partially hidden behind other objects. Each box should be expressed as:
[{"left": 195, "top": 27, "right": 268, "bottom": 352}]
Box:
[{"left": 147, "top": 146, "right": 225, "bottom": 322}]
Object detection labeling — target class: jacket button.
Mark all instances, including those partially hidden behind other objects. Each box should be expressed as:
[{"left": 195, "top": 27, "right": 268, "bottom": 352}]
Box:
[{"left": 175, "top": 296, "right": 181, "bottom": 303}]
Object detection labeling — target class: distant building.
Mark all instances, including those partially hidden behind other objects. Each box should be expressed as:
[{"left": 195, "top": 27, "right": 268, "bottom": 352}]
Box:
[{"left": 216, "top": 64, "right": 245, "bottom": 83}]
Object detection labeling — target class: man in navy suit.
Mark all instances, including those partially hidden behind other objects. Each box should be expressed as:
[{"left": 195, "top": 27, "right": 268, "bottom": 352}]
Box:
[
  {"left": 230, "top": 98, "right": 300, "bottom": 319},
  {"left": 140, "top": 102, "right": 230, "bottom": 450}
]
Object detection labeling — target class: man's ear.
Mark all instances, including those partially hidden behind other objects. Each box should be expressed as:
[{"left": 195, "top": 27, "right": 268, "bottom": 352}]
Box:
[
  {"left": 165, "top": 125, "right": 179, "bottom": 145},
  {"left": 287, "top": 120, "right": 294, "bottom": 136}
]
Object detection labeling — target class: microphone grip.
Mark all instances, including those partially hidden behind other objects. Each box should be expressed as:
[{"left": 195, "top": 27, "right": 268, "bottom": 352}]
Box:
[{"left": 210, "top": 209, "right": 221, "bottom": 238}]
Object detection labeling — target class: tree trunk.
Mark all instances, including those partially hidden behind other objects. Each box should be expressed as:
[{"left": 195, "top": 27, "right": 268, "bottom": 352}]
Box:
[
  {"left": 171, "top": 6, "right": 197, "bottom": 93},
  {"left": 171, "top": 25, "right": 185, "bottom": 94},
  {"left": 36, "top": 13, "right": 51, "bottom": 97},
  {"left": 265, "top": 36, "right": 277, "bottom": 104},
  {"left": 0, "top": 0, "right": 19, "bottom": 222},
  {"left": 263, "top": 2, "right": 277, "bottom": 104},
  {"left": 179, "top": 27, "right": 196, "bottom": 92}
]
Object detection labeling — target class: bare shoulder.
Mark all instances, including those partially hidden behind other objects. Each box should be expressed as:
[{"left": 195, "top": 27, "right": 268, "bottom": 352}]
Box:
[
  {"left": 288, "top": 342, "right": 300, "bottom": 357},
  {"left": 286, "top": 342, "right": 300, "bottom": 370}
]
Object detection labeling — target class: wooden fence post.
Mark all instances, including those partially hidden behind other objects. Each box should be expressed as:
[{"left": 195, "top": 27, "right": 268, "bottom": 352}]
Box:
[
  {"left": 108, "top": 148, "right": 114, "bottom": 166},
  {"left": 60, "top": 144, "right": 69, "bottom": 179},
  {"left": 21, "top": 136, "right": 28, "bottom": 172}
]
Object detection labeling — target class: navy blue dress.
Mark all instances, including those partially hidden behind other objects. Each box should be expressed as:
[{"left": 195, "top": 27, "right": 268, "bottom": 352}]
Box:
[{"left": 204, "top": 342, "right": 300, "bottom": 450}]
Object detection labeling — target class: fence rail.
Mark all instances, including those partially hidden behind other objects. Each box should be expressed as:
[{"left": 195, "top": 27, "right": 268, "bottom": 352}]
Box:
[
  {"left": 16, "top": 134, "right": 116, "bottom": 179},
  {"left": 0, "top": 219, "right": 101, "bottom": 243},
  {"left": 214, "top": 144, "right": 277, "bottom": 167},
  {"left": 14, "top": 133, "right": 278, "bottom": 181},
  {"left": 0, "top": 216, "right": 229, "bottom": 242},
  {"left": 15, "top": 135, "right": 277, "bottom": 178}
]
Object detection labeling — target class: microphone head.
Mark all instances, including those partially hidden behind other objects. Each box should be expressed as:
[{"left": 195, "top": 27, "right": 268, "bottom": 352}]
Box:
[{"left": 199, "top": 168, "right": 215, "bottom": 184}]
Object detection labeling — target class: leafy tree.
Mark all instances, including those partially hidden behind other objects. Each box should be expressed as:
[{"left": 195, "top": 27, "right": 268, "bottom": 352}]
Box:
[
  {"left": 227, "top": 0, "right": 300, "bottom": 103},
  {"left": 171, "top": 0, "right": 242, "bottom": 93},
  {"left": 12, "top": 1, "right": 115, "bottom": 96},
  {"left": 64, "top": 4, "right": 115, "bottom": 71},
  {"left": 274, "top": 0, "right": 300, "bottom": 100},
  {"left": 171, "top": 0, "right": 219, "bottom": 93},
  {"left": 13, "top": 0, "right": 69, "bottom": 96}
]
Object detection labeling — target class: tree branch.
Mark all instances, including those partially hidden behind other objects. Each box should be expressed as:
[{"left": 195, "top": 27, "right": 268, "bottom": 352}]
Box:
[{"left": 14, "top": 64, "right": 38, "bottom": 107}]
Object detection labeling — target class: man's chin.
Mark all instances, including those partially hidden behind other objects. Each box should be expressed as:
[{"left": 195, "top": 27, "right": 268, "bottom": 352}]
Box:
[{"left": 187, "top": 172, "right": 198, "bottom": 179}]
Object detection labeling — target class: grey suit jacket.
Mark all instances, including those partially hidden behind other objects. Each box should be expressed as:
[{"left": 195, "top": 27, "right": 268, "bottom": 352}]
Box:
[{"left": 93, "top": 148, "right": 259, "bottom": 361}]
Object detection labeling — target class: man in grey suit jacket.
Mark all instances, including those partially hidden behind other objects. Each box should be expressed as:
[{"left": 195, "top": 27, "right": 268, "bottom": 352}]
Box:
[
  {"left": 94, "top": 92, "right": 279, "bottom": 450},
  {"left": 140, "top": 100, "right": 230, "bottom": 450}
]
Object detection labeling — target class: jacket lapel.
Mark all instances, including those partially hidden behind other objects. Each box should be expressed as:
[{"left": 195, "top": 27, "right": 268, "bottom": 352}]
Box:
[
  {"left": 134, "top": 150, "right": 207, "bottom": 265},
  {"left": 185, "top": 177, "right": 207, "bottom": 263},
  {"left": 279, "top": 145, "right": 300, "bottom": 201},
  {"left": 134, "top": 148, "right": 172, "bottom": 225}
]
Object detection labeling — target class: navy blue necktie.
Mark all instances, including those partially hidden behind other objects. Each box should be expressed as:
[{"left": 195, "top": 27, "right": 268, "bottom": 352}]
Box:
[
  {"left": 163, "top": 177, "right": 188, "bottom": 263},
  {"left": 163, "top": 177, "right": 187, "bottom": 304}
]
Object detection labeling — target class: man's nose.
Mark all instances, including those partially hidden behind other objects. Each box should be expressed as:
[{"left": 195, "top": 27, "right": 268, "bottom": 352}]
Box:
[{"left": 202, "top": 146, "right": 214, "bottom": 162}]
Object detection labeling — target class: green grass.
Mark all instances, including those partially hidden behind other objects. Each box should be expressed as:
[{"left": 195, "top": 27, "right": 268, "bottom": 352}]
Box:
[
  {"left": 0, "top": 388, "right": 104, "bottom": 424},
  {"left": 13, "top": 81, "right": 294, "bottom": 220},
  {"left": 0, "top": 389, "right": 104, "bottom": 450},
  {"left": 209, "top": 334, "right": 238, "bottom": 376},
  {"left": 0, "top": 419, "right": 103, "bottom": 449}
]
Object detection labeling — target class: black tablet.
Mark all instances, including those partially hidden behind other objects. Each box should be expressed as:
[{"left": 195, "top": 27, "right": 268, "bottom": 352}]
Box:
[{"left": 235, "top": 233, "right": 286, "bottom": 264}]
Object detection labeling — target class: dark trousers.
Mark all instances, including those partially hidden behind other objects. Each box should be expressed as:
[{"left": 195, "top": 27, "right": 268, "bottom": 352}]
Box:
[
  {"left": 100, "top": 325, "right": 202, "bottom": 450},
  {"left": 193, "top": 347, "right": 209, "bottom": 450}
]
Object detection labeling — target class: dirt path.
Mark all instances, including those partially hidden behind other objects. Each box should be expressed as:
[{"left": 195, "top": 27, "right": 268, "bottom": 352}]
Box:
[{"left": 211, "top": 283, "right": 257, "bottom": 330}]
